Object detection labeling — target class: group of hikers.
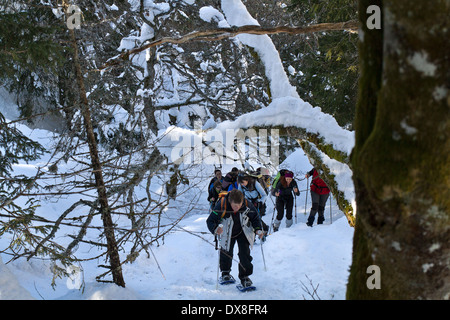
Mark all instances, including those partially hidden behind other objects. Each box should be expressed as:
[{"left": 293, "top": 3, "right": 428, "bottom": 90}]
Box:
[{"left": 205, "top": 166, "right": 330, "bottom": 290}]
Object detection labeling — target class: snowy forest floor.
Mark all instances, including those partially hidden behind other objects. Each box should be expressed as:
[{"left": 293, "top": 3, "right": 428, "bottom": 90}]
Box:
[
  {"left": 0, "top": 110, "right": 355, "bottom": 300},
  {"left": 2, "top": 180, "right": 354, "bottom": 300}
]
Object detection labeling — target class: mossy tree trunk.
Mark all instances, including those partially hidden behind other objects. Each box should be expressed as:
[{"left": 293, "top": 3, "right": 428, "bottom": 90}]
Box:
[{"left": 347, "top": 0, "right": 449, "bottom": 299}]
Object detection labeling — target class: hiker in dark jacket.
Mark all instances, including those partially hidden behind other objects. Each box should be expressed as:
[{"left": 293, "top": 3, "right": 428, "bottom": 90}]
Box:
[
  {"left": 207, "top": 169, "right": 223, "bottom": 195},
  {"left": 221, "top": 167, "right": 239, "bottom": 191},
  {"left": 207, "top": 180, "right": 223, "bottom": 210},
  {"left": 273, "top": 171, "right": 300, "bottom": 231},
  {"left": 206, "top": 189, "right": 263, "bottom": 288},
  {"left": 305, "top": 168, "right": 330, "bottom": 226}
]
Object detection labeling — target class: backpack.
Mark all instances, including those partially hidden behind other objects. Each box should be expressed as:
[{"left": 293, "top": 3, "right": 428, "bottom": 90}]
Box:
[
  {"left": 222, "top": 171, "right": 238, "bottom": 190},
  {"left": 271, "top": 169, "right": 293, "bottom": 195},
  {"left": 243, "top": 170, "right": 264, "bottom": 192}
]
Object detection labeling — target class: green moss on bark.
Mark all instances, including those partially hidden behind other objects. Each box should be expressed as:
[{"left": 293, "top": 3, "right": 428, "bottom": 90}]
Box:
[
  {"left": 299, "top": 140, "right": 355, "bottom": 226},
  {"left": 348, "top": 0, "right": 450, "bottom": 299}
]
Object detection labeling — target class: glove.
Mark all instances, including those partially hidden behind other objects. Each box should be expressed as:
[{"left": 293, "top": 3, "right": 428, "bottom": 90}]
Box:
[{"left": 256, "top": 230, "right": 264, "bottom": 239}]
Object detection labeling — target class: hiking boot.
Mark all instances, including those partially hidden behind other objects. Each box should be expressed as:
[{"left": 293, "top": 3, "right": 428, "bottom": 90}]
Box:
[
  {"left": 286, "top": 219, "right": 293, "bottom": 228},
  {"left": 306, "top": 215, "right": 315, "bottom": 227},
  {"left": 273, "top": 219, "right": 281, "bottom": 232},
  {"left": 221, "top": 272, "right": 234, "bottom": 282},
  {"left": 317, "top": 215, "right": 325, "bottom": 224},
  {"left": 220, "top": 272, "right": 235, "bottom": 284},
  {"left": 240, "top": 277, "right": 253, "bottom": 288}
]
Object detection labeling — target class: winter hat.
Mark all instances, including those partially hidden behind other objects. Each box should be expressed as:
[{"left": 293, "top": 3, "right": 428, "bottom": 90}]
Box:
[{"left": 285, "top": 172, "right": 293, "bottom": 178}]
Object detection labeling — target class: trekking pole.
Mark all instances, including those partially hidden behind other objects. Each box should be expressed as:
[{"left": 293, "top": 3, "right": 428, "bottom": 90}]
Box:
[
  {"left": 293, "top": 191, "right": 297, "bottom": 224},
  {"left": 215, "top": 234, "right": 220, "bottom": 290},
  {"left": 267, "top": 192, "right": 276, "bottom": 234},
  {"left": 304, "top": 176, "right": 309, "bottom": 216},
  {"left": 255, "top": 205, "right": 268, "bottom": 272},
  {"left": 260, "top": 236, "right": 267, "bottom": 272},
  {"left": 215, "top": 223, "right": 224, "bottom": 290},
  {"left": 269, "top": 200, "right": 276, "bottom": 234},
  {"left": 329, "top": 193, "right": 333, "bottom": 224}
]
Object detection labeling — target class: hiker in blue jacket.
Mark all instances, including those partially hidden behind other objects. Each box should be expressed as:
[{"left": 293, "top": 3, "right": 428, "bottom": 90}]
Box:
[{"left": 237, "top": 173, "right": 269, "bottom": 235}]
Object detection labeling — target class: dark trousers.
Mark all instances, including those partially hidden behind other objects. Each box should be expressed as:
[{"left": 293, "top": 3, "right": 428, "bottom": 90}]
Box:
[
  {"left": 220, "top": 232, "right": 253, "bottom": 280},
  {"left": 307, "top": 191, "right": 329, "bottom": 225},
  {"left": 276, "top": 196, "right": 294, "bottom": 221}
]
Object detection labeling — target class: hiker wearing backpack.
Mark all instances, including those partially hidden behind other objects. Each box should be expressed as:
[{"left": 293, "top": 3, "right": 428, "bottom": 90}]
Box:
[
  {"left": 256, "top": 167, "right": 271, "bottom": 216},
  {"left": 273, "top": 170, "right": 300, "bottom": 232},
  {"left": 206, "top": 189, "right": 263, "bottom": 289},
  {"left": 222, "top": 167, "right": 239, "bottom": 191},
  {"left": 208, "top": 180, "right": 223, "bottom": 210},
  {"left": 208, "top": 169, "right": 223, "bottom": 193},
  {"left": 237, "top": 172, "right": 269, "bottom": 235},
  {"left": 305, "top": 168, "right": 330, "bottom": 226}
]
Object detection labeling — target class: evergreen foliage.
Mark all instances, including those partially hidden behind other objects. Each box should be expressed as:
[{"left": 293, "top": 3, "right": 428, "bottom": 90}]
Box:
[
  {"left": 287, "top": 0, "right": 358, "bottom": 128},
  {"left": 0, "top": 1, "right": 68, "bottom": 120}
]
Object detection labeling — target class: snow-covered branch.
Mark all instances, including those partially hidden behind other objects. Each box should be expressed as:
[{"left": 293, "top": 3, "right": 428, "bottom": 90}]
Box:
[{"left": 100, "top": 21, "right": 358, "bottom": 70}]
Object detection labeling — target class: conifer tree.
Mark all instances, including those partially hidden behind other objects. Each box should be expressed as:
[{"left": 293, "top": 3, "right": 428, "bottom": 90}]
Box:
[{"left": 288, "top": 0, "right": 358, "bottom": 128}]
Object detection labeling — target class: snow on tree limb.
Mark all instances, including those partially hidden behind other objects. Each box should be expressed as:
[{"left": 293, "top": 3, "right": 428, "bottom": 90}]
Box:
[
  {"left": 210, "top": 98, "right": 356, "bottom": 226},
  {"left": 107, "top": 0, "right": 358, "bottom": 224},
  {"left": 99, "top": 21, "right": 358, "bottom": 70},
  {"left": 218, "top": 0, "right": 356, "bottom": 224}
]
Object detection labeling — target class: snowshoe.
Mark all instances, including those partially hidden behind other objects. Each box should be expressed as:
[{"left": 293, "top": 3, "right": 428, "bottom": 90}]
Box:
[
  {"left": 237, "top": 277, "right": 256, "bottom": 292},
  {"left": 219, "top": 273, "right": 236, "bottom": 285}
]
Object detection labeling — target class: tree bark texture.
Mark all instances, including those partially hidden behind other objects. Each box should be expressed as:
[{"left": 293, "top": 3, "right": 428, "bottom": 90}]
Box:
[{"left": 347, "top": 0, "right": 449, "bottom": 299}]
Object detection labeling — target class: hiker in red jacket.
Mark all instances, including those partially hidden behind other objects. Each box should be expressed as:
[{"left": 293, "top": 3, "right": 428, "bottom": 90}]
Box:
[{"left": 305, "top": 168, "right": 330, "bottom": 227}]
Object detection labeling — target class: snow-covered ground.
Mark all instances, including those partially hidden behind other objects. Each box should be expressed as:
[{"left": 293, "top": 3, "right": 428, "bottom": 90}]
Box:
[
  {"left": 0, "top": 142, "right": 354, "bottom": 300},
  {"left": 59, "top": 211, "right": 353, "bottom": 300},
  {"left": 1, "top": 201, "right": 354, "bottom": 301}
]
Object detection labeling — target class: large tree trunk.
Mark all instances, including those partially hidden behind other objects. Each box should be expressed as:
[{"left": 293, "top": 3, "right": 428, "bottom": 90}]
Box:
[{"left": 347, "top": 0, "right": 449, "bottom": 299}]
